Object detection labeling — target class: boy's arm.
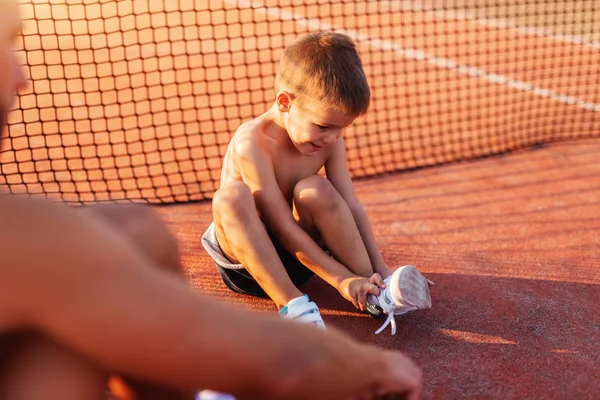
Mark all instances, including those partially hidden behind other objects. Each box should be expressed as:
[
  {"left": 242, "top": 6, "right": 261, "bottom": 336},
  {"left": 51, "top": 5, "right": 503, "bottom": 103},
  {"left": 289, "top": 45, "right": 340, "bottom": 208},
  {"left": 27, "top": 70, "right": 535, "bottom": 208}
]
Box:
[
  {"left": 233, "top": 134, "right": 358, "bottom": 290},
  {"left": 325, "top": 138, "right": 391, "bottom": 277},
  {"left": 0, "top": 193, "right": 423, "bottom": 399}
]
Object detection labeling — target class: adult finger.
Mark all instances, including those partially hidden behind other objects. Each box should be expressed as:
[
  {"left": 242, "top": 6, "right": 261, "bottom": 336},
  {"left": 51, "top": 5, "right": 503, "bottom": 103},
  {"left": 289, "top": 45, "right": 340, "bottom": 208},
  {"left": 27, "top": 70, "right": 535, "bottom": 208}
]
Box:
[{"left": 381, "top": 353, "right": 423, "bottom": 399}]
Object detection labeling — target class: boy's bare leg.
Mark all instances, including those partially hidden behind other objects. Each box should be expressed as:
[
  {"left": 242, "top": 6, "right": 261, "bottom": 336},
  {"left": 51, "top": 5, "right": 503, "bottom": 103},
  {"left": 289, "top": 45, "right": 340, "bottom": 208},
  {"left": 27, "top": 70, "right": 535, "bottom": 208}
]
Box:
[
  {"left": 0, "top": 204, "right": 194, "bottom": 400},
  {"left": 293, "top": 175, "right": 374, "bottom": 278},
  {"left": 213, "top": 182, "right": 303, "bottom": 308}
]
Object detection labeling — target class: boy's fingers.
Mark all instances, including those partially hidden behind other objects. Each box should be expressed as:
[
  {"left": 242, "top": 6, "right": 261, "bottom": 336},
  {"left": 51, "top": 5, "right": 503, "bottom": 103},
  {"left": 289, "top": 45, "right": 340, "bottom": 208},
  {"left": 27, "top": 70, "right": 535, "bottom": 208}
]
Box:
[
  {"left": 367, "top": 283, "right": 381, "bottom": 297},
  {"left": 350, "top": 293, "right": 360, "bottom": 310},
  {"left": 377, "top": 274, "right": 385, "bottom": 289},
  {"left": 371, "top": 273, "right": 387, "bottom": 289},
  {"left": 358, "top": 290, "right": 367, "bottom": 311}
]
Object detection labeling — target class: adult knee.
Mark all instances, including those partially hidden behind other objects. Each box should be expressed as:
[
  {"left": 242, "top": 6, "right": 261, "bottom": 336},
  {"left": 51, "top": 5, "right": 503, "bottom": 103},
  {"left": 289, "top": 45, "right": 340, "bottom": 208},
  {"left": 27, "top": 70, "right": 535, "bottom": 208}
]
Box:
[
  {"left": 293, "top": 175, "right": 339, "bottom": 213},
  {"left": 212, "top": 182, "right": 255, "bottom": 224},
  {"left": 85, "top": 204, "right": 182, "bottom": 276}
]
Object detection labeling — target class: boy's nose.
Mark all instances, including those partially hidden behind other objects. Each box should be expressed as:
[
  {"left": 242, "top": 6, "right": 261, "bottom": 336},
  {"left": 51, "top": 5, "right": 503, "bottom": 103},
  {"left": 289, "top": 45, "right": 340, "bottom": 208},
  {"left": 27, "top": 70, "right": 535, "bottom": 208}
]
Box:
[{"left": 322, "top": 131, "right": 339, "bottom": 146}]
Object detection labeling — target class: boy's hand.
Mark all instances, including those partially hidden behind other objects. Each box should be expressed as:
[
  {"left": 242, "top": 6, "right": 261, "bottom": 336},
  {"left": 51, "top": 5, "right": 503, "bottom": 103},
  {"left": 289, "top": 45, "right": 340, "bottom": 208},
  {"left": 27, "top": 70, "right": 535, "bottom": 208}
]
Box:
[
  {"left": 339, "top": 275, "right": 384, "bottom": 311},
  {"left": 368, "top": 272, "right": 387, "bottom": 290}
]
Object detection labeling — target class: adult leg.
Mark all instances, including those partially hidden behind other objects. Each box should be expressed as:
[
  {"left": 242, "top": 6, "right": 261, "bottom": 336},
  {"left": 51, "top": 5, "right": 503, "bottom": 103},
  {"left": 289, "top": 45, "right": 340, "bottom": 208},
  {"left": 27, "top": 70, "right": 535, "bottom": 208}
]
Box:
[
  {"left": 0, "top": 204, "right": 193, "bottom": 400},
  {"left": 84, "top": 203, "right": 194, "bottom": 400},
  {"left": 84, "top": 204, "right": 182, "bottom": 278}
]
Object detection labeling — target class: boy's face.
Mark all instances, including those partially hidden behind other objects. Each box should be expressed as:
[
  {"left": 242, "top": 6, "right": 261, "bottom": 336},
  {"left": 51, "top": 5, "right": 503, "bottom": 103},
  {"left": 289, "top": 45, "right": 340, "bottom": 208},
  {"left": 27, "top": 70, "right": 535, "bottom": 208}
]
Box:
[
  {"left": 279, "top": 94, "right": 356, "bottom": 156},
  {"left": 0, "top": 0, "right": 27, "bottom": 136}
]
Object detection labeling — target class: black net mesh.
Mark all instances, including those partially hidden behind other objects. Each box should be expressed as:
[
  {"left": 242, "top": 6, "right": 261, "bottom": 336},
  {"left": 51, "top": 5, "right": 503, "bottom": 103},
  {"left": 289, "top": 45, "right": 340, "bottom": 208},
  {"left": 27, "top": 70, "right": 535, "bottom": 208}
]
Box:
[{"left": 2, "top": 0, "right": 599, "bottom": 204}]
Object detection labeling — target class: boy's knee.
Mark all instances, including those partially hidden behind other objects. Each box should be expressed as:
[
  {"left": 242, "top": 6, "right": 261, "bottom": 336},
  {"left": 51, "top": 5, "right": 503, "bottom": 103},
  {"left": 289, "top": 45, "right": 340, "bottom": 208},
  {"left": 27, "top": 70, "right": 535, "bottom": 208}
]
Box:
[
  {"left": 213, "top": 182, "right": 254, "bottom": 221},
  {"left": 84, "top": 204, "right": 182, "bottom": 276},
  {"left": 293, "top": 175, "right": 338, "bottom": 212}
]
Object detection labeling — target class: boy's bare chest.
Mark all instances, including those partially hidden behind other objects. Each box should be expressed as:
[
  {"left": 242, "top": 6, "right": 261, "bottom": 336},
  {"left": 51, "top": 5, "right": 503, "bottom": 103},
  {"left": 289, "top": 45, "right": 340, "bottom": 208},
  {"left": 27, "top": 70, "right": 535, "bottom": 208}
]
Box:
[{"left": 271, "top": 152, "right": 327, "bottom": 200}]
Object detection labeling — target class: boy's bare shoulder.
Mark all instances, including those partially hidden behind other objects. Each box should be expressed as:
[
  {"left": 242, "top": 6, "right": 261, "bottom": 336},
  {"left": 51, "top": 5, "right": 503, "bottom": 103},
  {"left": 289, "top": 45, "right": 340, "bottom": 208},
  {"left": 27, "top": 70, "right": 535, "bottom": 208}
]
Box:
[{"left": 228, "top": 116, "right": 272, "bottom": 160}]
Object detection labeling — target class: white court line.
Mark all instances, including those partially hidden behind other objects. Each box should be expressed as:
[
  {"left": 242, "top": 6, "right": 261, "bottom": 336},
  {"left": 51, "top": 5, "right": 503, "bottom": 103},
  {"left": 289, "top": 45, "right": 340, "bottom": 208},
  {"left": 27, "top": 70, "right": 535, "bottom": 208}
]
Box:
[
  {"left": 382, "top": 0, "right": 600, "bottom": 50},
  {"left": 227, "top": 0, "right": 600, "bottom": 113}
]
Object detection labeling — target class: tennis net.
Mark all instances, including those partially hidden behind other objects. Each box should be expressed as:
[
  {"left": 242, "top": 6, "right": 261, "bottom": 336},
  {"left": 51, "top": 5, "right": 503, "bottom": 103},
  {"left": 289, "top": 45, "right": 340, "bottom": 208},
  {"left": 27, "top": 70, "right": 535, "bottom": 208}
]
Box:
[{"left": 2, "top": 0, "right": 599, "bottom": 203}]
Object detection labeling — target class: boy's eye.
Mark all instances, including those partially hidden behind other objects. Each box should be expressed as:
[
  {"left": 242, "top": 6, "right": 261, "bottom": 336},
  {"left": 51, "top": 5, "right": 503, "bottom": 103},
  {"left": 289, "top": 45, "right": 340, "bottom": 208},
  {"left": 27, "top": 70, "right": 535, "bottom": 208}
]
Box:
[{"left": 316, "top": 124, "right": 329, "bottom": 131}]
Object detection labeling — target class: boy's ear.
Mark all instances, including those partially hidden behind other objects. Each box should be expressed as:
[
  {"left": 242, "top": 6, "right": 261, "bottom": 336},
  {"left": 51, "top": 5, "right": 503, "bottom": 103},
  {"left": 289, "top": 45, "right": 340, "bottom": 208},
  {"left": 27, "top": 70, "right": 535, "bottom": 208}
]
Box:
[{"left": 276, "top": 92, "right": 292, "bottom": 112}]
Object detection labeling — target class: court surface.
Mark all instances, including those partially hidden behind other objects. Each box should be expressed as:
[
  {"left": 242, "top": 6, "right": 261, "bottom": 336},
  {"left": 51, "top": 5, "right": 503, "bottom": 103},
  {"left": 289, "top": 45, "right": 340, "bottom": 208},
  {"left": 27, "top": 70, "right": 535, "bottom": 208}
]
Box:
[{"left": 157, "top": 139, "right": 600, "bottom": 399}]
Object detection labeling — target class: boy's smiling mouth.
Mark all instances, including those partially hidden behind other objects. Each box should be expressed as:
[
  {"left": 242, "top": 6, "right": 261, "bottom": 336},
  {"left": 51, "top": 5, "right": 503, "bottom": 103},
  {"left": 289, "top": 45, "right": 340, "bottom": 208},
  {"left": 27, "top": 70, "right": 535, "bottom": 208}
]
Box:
[{"left": 310, "top": 142, "right": 324, "bottom": 151}]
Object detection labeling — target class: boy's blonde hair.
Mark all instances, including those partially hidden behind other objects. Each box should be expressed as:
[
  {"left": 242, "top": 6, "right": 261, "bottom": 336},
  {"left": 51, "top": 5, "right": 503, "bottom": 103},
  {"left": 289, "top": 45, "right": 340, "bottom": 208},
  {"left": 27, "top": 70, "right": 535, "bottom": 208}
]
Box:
[{"left": 275, "top": 31, "right": 370, "bottom": 117}]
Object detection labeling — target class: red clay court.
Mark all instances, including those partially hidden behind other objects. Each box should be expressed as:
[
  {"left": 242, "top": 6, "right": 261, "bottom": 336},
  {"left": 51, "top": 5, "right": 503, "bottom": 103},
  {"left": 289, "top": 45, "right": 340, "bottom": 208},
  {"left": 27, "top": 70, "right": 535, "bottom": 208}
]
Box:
[{"left": 3, "top": 1, "right": 599, "bottom": 398}]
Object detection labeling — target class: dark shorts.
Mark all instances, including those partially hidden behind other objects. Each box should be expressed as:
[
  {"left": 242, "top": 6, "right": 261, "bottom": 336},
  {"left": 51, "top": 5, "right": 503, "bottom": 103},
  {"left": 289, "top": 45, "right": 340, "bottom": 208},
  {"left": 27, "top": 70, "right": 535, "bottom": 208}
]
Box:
[
  {"left": 202, "top": 222, "right": 315, "bottom": 297},
  {"left": 216, "top": 239, "right": 315, "bottom": 298}
]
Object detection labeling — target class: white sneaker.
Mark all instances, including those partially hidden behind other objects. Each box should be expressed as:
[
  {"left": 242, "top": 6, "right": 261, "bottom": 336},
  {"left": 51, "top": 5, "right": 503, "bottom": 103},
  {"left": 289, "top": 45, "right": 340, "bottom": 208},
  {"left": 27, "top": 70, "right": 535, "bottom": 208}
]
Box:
[
  {"left": 367, "top": 265, "right": 432, "bottom": 335},
  {"left": 196, "top": 391, "right": 236, "bottom": 400},
  {"left": 279, "top": 294, "right": 326, "bottom": 329}
]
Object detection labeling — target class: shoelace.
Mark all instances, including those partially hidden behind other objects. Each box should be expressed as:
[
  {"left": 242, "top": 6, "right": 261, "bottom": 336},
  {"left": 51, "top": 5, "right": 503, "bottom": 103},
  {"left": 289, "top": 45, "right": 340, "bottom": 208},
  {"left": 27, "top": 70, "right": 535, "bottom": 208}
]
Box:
[
  {"left": 376, "top": 311, "right": 398, "bottom": 335},
  {"left": 373, "top": 285, "right": 418, "bottom": 335},
  {"left": 375, "top": 306, "right": 418, "bottom": 335}
]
